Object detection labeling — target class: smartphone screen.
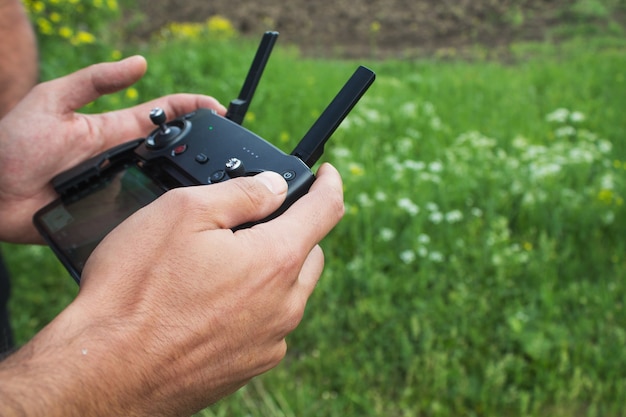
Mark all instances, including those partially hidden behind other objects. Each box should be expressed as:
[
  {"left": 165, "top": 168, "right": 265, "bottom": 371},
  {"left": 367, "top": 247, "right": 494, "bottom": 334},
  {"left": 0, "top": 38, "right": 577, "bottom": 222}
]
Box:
[{"left": 34, "top": 165, "right": 165, "bottom": 281}]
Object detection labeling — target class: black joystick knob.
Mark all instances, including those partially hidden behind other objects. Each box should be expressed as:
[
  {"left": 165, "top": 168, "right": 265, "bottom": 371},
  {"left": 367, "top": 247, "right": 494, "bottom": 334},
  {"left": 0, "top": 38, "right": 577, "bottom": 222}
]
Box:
[
  {"left": 150, "top": 108, "right": 170, "bottom": 134},
  {"left": 225, "top": 157, "right": 246, "bottom": 178},
  {"left": 146, "top": 107, "right": 182, "bottom": 149}
]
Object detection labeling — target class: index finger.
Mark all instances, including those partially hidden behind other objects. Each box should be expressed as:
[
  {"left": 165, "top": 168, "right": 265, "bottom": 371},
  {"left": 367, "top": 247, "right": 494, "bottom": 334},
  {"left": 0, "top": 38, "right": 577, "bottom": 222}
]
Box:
[{"left": 97, "top": 93, "right": 228, "bottom": 149}]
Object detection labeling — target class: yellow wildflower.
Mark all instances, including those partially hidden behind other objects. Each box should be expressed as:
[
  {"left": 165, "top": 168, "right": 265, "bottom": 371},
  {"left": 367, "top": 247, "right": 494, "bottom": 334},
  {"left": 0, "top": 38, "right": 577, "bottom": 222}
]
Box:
[
  {"left": 58, "top": 26, "right": 73, "bottom": 39},
  {"left": 597, "top": 189, "right": 614, "bottom": 205},
  {"left": 125, "top": 87, "right": 139, "bottom": 100},
  {"left": 206, "top": 15, "right": 235, "bottom": 39},
  {"left": 349, "top": 163, "right": 365, "bottom": 177},
  {"left": 72, "top": 31, "right": 96, "bottom": 45},
  {"left": 245, "top": 112, "right": 256, "bottom": 123},
  {"left": 110, "top": 50, "right": 122, "bottom": 60}
]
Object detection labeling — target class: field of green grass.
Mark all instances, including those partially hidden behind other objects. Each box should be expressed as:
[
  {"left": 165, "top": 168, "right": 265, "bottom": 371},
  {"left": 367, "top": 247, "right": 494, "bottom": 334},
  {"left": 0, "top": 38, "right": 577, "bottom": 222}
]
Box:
[{"left": 4, "top": 1, "right": 626, "bottom": 416}]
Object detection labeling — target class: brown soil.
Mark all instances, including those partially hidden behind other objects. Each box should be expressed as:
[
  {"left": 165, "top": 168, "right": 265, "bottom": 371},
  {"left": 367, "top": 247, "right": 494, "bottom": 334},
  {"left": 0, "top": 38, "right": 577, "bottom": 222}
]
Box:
[{"left": 130, "top": 0, "right": 585, "bottom": 58}]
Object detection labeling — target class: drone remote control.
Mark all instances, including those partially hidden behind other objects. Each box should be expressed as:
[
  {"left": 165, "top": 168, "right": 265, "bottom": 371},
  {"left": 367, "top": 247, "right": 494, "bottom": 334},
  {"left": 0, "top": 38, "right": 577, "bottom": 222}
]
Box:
[{"left": 33, "top": 31, "right": 375, "bottom": 282}]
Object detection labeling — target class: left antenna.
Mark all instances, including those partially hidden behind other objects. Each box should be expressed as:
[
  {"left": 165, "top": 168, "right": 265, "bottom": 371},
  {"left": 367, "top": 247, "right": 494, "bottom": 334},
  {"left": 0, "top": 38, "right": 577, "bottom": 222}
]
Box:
[{"left": 225, "top": 31, "right": 279, "bottom": 125}]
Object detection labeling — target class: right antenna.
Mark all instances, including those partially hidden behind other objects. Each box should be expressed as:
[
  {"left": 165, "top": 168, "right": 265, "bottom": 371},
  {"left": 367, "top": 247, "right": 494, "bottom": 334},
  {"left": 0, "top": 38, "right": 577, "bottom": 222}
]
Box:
[
  {"left": 226, "top": 31, "right": 279, "bottom": 125},
  {"left": 291, "top": 66, "right": 376, "bottom": 167}
]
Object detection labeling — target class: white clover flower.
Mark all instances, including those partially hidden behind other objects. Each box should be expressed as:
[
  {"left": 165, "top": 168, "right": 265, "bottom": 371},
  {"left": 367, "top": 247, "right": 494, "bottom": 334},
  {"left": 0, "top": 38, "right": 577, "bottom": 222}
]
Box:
[
  {"left": 400, "top": 102, "right": 417, "bottom": 117},
  {"left": 512, "top": 135, "right": 529, "bottom": 149},
  {"left": 555, "top": 126, "right": 576, "bottom": 138},
  {"left": 570, "top": 111, "right": 586, "bottom": 123},
  {"left": 357, "top": 192, "right": 373, "bottom": 207},
  {"left": 445, "top": 210, "right": 464, "bottom": 223},
  {"left": 345, "top": 115, "right": 365, "bottom": 129},
  {"left": 380, "top": 228, "right": 396, "bottom": 242},
  {"left": 406, "top": 128, "right": 421, "bottom": 139},
  {"left": 525, "top": 145, "right": 547, "bottom": 160},
  {"left": 429, "top": 161, "right": 444, "bottom": 173},
  {"left": 398, "top": 138, "right": 414, "bottom": 153},
  {"left": 374, "top": 191, "right": 388, "bottom": 202},
  {"left": 398, "top": 198, "right": 420, "bottom": 216},
  {"left": 404, "top": 160, "right": 426, "bottom": 171},
  {"left": 429, "top": 211, "right": 444, "bottom": 224},
  {"left": 598, "top": 140, "right": 613, "bottom": 154},
  {"left": 365, "top": 109, "right": 382, "bottom": 123},
  {"left": 338, "top": 117, "right": 352, "bottom": 130},
  {"left": 384, "top": 155, "right": 401, "bottom": 167},
  {"left": 428, "top": 251, "right": 444, "bottom": 262},
  {"left": 347, "top": 256, "right": 364, "bottom": 271},
  {"left": 602, "top": 211, "right": 615, "bottom": 225},
  {"left": 471, "top": 207, "right": 483, "bottom": 217},
  {"left": 568, "top": 147, "right": 594, "bottom": 164},
  {"left": 546, "top": 108, "right": 570, "bottom": 123},
  {"left": 417, "top": 233, "right": 431, "bottom": 244},
  {"left": 400, "top": 250, "right": 416, "bottom": 264},
  {"left": 530, "top": 162, "right": 562, "bottom": 179},
  {"left": 422, "top": 101, "right": 436, "bottom": 116},
  {"left": 430, "top": 117, "right": 443, "bottom": 131},
  {"left": 601, "top": 173, "right": 615, "bottom": 190},
  {"left": 332, "top": 147, "right": 352, "bottom": 159},
  {"left": 426, "top": 202, "right": 439, "bottom": 212},
  {"left": 419, "top": 172, "right": 442, "bottom": 183}
]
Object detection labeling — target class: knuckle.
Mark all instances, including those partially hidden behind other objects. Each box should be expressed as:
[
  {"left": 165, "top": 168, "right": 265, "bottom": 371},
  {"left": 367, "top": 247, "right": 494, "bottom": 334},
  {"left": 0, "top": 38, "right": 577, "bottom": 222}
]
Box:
[
  {"left": 161, "top": 187, "right": 200, "bottom": 210},
  {"left": 282, "top": 301, "right": 306, "bottom": 334},
  {"left": 271, "top": 244, "right": 303, "bottom": 277},
  {"left": 269, "top": 340, "right": 288, "bottom": 366},
  {"left": 328, "top": 189, "right": 346, "bottom": 221}
]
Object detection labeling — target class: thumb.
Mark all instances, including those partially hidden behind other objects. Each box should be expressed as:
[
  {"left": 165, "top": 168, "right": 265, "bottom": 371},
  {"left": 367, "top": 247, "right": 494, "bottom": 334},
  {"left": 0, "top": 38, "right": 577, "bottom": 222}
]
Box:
[
  {"left": 55, "top": 55, "right": 148, "bottom": 112},
  {"left": 159, "top": 171, "right": 289, "bottom": 231}
]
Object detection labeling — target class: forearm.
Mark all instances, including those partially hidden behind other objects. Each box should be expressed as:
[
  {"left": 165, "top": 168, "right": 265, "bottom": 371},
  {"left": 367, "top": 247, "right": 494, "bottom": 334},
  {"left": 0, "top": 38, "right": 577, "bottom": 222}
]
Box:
[
  {"left": 0, "top": 0, "right": 39, "bottom": 118},
  {"left": 0, "top": 307, "right": 138, "bottom": 417}
]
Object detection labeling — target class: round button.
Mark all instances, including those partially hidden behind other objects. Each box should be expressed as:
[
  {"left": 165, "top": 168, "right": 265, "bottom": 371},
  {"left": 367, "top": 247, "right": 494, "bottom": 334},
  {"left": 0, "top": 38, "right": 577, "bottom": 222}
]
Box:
[
  {"left": 195, "top": 153, "right": 209, "bottom": 164},
  {"left": 282, "top": 170, "right": 296, "bottom": 181},
  {"left": 209, "top": 170, "right": 226, "bottom": 183}
]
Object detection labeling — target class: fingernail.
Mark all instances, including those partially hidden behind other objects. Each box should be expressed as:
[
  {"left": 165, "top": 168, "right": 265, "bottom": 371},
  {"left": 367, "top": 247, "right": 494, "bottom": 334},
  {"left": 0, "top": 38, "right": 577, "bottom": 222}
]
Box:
[{"left": 255, "top": 171, "right": 288, "bottom": 195}]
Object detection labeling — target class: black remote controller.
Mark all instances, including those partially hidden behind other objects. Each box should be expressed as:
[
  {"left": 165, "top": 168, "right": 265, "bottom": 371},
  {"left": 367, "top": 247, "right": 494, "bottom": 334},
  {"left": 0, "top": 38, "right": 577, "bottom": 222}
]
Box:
[{"left": 33, "top": 31, "right": 375, "bottom": 282}]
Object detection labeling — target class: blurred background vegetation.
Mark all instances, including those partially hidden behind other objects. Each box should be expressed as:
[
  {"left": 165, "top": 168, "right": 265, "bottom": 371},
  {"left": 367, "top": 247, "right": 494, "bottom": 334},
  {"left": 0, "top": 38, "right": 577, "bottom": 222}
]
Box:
[{"left": 4, "top": 0, "right": 626, "bottom": 415}]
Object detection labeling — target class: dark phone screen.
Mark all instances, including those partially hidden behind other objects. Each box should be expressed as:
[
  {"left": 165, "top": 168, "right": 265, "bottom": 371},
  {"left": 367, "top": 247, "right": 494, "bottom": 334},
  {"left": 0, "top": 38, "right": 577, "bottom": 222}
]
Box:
[{"left": 35, "top": 165, "right": 165, "bottom": 278}]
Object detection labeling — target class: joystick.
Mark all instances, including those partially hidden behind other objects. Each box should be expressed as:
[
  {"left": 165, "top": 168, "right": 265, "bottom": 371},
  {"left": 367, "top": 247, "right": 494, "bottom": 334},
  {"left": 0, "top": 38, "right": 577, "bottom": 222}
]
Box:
[
  {"left": 146, "top": 107, "right": 185, "bottom": 149},
  {"left": 34, "top": 31, "right": 375, "bottom": 282},
  {"left": 150, "top": 108, "right": 169, "bottom": 133}
]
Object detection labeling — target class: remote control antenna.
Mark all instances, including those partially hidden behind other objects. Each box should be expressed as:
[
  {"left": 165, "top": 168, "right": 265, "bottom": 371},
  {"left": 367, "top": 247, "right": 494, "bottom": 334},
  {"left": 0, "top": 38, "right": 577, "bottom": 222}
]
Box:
[
  {"left": 226, "top": 31, "right": 279, "bottom": 125},
  {"left": 291, "top": 66, "right": 376, "bottom": 167}
]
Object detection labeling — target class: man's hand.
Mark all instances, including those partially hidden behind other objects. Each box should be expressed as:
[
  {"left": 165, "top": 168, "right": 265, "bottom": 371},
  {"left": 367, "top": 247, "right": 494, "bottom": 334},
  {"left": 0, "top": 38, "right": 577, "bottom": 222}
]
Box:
[
  {"left": 0, "top": 163, "right": 344, "bottom": 417},
  {"left": 0, "top": 56, "right": 227, "bottom": 243}
]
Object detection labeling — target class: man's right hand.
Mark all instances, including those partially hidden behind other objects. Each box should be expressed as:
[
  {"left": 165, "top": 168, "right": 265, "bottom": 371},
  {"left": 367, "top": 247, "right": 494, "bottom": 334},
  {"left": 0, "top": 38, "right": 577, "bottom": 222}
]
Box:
[{"left": 0, "top": 163, "right": 344, "bottom": 417}]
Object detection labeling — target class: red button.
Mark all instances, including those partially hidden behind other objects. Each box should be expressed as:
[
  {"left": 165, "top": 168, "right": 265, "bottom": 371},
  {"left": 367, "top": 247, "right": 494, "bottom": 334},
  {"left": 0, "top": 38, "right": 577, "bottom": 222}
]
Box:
[{"left": 172, "top": 144, "right": 187, "bottom": 156}]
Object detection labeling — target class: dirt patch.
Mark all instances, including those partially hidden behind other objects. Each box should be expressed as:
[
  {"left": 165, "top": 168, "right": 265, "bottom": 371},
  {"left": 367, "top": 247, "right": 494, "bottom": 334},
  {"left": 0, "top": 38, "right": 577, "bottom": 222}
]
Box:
[{"left": 130, "top": 0, "right": 583, "bottom": 58}]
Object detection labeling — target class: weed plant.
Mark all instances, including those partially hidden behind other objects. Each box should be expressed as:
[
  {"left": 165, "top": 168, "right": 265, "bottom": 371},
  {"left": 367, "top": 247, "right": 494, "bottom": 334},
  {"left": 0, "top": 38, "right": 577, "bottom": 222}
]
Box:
[{"left": 3, "top": 2, "right": 626, "bottom": 416}]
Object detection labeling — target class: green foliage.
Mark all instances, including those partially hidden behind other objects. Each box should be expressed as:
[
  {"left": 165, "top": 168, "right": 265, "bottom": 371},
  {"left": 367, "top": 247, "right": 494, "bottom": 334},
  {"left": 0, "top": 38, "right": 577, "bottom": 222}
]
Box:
[
  {"left": 2, "top": 244, "right": 77, "bottom": 343},
  {"left": 4, "top": 4, "right": 626, "bottom": 417},
  {"left": 552, "top": 0, "right": 626, "bottom": 38}
]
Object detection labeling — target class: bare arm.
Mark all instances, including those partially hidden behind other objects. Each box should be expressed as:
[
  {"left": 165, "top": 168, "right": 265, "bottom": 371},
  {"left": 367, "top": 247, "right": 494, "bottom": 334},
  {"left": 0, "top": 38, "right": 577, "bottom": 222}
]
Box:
[
  {"left": 0, "top": 0, "right": 38, "bottom": 118},
  {"left": 0, "top": 164, "right": 344, "bottom": 416}
]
